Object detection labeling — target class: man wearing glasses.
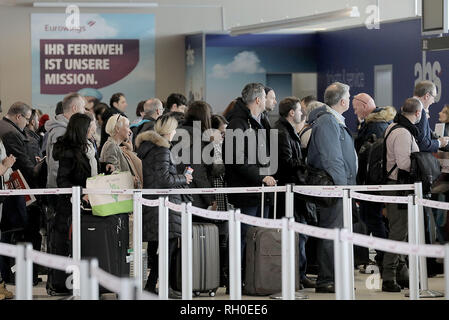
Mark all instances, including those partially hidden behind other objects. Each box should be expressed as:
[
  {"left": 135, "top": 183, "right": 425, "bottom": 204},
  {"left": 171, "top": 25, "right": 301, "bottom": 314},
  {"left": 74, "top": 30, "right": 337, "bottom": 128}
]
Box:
[
  {"left": 0, "top": 102, "right": 35, "bottom": 185},
  {"left": 414, "top": 80, "right": 449, "bottom": 151}
]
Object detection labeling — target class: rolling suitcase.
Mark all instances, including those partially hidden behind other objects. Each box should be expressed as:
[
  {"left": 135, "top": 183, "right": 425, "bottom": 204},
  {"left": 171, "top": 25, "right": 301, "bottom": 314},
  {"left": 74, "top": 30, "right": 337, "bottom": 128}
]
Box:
[
  {"left": 172, "top": 222, "right": 220, "bottom": 297},
  {"left": 81, "top": 213, "right": 130, "bottom": 292},
  {"left": 243, "top": 185, "right": 301, "bottom": 296}
]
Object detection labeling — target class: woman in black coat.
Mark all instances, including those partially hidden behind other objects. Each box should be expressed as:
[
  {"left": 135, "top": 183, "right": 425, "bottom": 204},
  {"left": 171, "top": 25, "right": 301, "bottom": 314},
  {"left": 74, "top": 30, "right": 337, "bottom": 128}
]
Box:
[
  {"left": 135, "top": 114, "right": 192, "bottom": 297},
  {"left": 49, "top": 113, "right": 98, "bottom": 294}
]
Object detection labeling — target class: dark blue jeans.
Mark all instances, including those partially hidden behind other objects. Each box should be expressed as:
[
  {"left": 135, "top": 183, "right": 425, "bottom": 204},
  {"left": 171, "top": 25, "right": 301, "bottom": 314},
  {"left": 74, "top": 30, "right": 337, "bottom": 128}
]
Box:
[
  {"left": 316, "top": 199, "right": 343, "bottom": 287},
  {"left": 359, "top": 200, "right": 388, "bottom": 264},
  {"left": 298, "top": 215, "right": 308, "bottom": 280}
]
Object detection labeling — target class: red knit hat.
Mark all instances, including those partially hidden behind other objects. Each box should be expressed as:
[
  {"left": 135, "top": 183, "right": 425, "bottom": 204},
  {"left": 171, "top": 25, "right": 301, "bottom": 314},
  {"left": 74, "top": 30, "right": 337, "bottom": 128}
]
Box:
[{"left": 39, "top": 114, "right": 50, "bottom": 128}]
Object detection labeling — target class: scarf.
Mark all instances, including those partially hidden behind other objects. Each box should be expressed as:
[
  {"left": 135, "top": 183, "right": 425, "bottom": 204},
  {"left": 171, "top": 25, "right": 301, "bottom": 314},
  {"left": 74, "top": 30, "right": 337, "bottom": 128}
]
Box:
[
  {"left": 393, "top": 113, "right": 420, "bottom": 139},
  {"left": 86, "top": 140, "right": 98, "bottom": 177}
]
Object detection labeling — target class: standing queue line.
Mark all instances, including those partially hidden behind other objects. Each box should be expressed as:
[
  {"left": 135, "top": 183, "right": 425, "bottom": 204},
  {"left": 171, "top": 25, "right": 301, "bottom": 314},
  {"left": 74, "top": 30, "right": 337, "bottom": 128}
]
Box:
[{"left": 0, "top": 183, "right": 448, "bottom": 300}]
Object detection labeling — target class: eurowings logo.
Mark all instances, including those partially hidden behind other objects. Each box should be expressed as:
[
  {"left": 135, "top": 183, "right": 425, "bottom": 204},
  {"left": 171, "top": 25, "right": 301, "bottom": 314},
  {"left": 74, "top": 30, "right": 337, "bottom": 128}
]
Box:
[{"left": 415, "top": 51, "right": 442, "bottom": 102}]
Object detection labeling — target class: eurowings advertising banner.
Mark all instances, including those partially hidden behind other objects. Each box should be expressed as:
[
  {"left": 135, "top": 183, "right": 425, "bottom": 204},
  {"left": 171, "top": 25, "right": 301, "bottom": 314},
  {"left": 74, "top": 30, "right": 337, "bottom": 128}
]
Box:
[{"left": 31, "top": 13, "right": 154, "bottom": 119}]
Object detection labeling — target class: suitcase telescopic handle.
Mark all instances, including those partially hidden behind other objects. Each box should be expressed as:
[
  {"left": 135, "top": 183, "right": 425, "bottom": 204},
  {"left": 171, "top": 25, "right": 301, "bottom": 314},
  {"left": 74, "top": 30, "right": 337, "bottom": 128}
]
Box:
[{"left": 260, "top": 183, "right": 277, "bottom": 219}]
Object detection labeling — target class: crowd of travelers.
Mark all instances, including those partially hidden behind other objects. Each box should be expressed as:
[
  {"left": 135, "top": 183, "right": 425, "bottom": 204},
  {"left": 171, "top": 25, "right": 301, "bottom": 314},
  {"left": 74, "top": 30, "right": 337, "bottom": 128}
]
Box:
[{"left": 0, "top": 79, "right": 448, "bottom": 299}]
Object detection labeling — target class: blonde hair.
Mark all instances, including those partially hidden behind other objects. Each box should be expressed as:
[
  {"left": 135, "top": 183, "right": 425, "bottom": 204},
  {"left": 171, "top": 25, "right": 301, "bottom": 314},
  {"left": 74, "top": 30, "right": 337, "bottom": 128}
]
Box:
[
  {"left": 105, "top": 114, "right": 128, "bottom": 136},
  {"left": 154, "top": 114, "right": 178, "bottom": 136}
]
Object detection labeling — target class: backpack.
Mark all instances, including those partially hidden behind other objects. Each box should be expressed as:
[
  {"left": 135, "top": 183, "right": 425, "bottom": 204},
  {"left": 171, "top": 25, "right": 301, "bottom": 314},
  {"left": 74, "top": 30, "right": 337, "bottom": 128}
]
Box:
[{"left": 359, "top": 124, "right": 402, "bottom": 185}]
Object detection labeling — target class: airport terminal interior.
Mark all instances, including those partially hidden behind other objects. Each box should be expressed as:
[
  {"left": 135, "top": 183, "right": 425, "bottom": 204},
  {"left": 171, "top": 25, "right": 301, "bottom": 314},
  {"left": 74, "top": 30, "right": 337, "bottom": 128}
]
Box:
[{"left": 1, "top": 0, "right": 449, "bottom": 302}]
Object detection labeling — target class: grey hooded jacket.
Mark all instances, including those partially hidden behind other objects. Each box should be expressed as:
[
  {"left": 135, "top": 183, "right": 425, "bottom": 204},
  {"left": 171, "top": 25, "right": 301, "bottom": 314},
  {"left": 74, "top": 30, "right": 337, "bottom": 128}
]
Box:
[{"left": 44, "top": 114, "right": 69, "bottom": 188}]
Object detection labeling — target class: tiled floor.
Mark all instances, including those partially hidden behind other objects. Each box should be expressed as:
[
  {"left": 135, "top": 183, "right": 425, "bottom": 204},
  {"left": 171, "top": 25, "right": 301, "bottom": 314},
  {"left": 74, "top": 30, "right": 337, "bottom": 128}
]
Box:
[{"left": 4, "top": 271, "right": 447, "bottom": 300}]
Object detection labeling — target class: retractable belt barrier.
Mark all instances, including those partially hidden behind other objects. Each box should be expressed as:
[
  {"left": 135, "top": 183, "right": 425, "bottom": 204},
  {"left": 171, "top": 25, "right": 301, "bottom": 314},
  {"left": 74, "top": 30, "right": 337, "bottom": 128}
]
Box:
[{"left": 0, "top": 183, "right": 448, "bottom": 300}]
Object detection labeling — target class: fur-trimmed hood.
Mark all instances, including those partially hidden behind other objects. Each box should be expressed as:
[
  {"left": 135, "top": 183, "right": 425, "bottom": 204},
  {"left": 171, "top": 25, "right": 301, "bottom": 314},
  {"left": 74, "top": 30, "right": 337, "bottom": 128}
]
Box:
[
  {"left": 135, "top": 130, "right": 170, "bottom": 149},
  {"left": 365, "top": 106, "right": 396, "bottom": 123}
]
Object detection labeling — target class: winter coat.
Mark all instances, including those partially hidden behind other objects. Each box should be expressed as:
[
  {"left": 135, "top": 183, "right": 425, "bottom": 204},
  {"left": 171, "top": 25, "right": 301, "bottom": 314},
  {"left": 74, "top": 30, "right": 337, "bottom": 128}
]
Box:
[
  {"left": 172, "top": 121, "right": 214, "bottom": 209},
  {"left": 131, "top": 114, "right": 157, "bottom": 148},
  {"left": 0, "top": 117, "right": 36, "bottom": 186},
  {"left": 44, "top": 114, "right": 69, "bottom": 188},
  {"left": 223, "top": 98, "right": 273, "bottom": 208},
  {"left": 24, "top": 127, "right": 43, "bottom": 165},
  {"left": 273, "top": 117, "right": 303, "bottom": 185},
  {"left": 354, "top": 106, "right": 396, "bottom": 153},
  {"left": 53, "top": 142, "right": 95, "bottom": 218},
  {"left": 100, "top": 137, "right": 131, "bottom": 173},
  {"left": 136, "top": 130, "right": 188, "bottom": 242},
  {"left": 307, "top": 105, "right": 357, "bottom": 186}
]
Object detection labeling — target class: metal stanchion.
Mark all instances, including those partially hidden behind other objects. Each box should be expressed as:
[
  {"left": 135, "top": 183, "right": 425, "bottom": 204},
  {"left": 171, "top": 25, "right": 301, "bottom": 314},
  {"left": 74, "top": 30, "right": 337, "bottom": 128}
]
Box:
[
  {"left": 133, "top": 191, "right": 143, "bottom": 293},
  {"left": 340, "top": 229, "right": 353, "bottom": 300},
  {"left": 414, "top": 182, "right": 444, "bottom": 298},
  {"left": 79, "top": 260, "right": 90, "bottom": 300},
  {"left": 181, "top": 202, "right": 193, "bottom": 300},
  {"left": 15, "top": 243, "right": 33, "bottom": 300},
  {"left": 89, "top": 259, "right": 99, "bottom": 300},
  {"left": 445, "top": 244, "right": 449, "bottom": 300},
  {"left": 342, "top": 190, "right": 355, "bottom": 300},
  {"left": 281, "top": 217, "right": 295, "bottom": 300},
  {"left": 158, "top": 196, "right": 169, "bottom": 300},
  {"left": 228, "top": 209, "right": 241, "bottom": 300},
  {"left": 333, "top": 229, "right": 343, "bottom": 300},
  {"left": 407, "top": 195, "right": 419, "bottom": 300},
  {"left": 119, "top": 278, "right": 134, "bottom": 300},
  {"left": 72, "top": 186, "right": 81, "bottom": 262}
]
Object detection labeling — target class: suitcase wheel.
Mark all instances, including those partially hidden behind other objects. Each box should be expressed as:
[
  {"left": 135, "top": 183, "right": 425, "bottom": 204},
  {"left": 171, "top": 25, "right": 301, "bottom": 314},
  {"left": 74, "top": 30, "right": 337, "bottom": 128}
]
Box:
[
  {"left": 194, "top": 291, "right": 201, "bottom": 297},
  {"left": 209, "top": 291, "right": 216, "bottom": 297}
]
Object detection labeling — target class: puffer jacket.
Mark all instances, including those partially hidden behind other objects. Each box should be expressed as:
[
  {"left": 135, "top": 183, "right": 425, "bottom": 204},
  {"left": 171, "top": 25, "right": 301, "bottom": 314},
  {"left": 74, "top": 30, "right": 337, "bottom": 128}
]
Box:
[
  {"left": 355, "top": 106, "right": 396, "bottom": 152},
  {"left": 136, "top": 130, "right": 189, "bottom": 242}
]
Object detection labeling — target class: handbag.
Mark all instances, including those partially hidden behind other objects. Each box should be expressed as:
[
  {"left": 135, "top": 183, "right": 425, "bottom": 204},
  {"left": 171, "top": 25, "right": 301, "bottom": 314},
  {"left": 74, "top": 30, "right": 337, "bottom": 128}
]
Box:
[
  {"left": 410, "top": 151, "right": 441, "bottom": 195},
  {"left": 86, "top": 171, "right": 134, "bottom": 216}
]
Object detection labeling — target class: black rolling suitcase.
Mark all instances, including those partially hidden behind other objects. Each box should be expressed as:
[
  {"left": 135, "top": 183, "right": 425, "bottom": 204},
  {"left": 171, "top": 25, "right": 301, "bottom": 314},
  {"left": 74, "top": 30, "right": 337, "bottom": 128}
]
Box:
[
  {"left": 172, "top": 222, "right": 220, "bottom": 297},
  {"left": 81, "top": 213, "right": 129, "bottom": 292}
]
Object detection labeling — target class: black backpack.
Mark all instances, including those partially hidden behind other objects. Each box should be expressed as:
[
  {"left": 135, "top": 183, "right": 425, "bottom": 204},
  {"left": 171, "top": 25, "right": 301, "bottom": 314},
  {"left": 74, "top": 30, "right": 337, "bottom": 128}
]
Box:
[{"left": 358, "top": 124, "right": 402, "bottom": 185}]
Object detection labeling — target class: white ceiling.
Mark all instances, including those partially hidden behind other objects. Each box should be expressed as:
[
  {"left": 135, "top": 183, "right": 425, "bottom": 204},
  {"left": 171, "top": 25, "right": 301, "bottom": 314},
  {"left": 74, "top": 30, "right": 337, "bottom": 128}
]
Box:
[{"left": 0, "top": 0, "right": 421, "bottom": 33}]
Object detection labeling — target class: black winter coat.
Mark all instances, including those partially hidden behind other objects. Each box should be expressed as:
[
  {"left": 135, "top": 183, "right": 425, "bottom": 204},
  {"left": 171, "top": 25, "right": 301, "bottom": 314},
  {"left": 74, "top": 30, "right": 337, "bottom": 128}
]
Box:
[
  {"left": 223, "top": 98, "right": 273, "bottom": 208},
  {"left": 136, "top": 130, "right": 189, "bottom": 242},
  {"left": 131, "top": 115, "right": 156, "bottom": 148},
  {"left": 0, "top": 118, "right": 36, "bottom": 186},
  {"left": 173, "top": 122, "right": 214, "bottom": 209},
  {"left": 53, "top": 142, "right": 96, "bottom": 218},
  {"left": 274, "top": 117, "right": 303, "bottom": 185}
]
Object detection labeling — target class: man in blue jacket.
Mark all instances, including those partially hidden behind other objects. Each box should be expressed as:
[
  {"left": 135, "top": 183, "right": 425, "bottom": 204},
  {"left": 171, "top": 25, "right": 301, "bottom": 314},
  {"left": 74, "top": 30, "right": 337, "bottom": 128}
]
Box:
[
  {"left": 307, "top": 82, "right": 358, "bottom": 293},
  {"left": 414, "top": 81, "right": 449, "bottom": 151}
]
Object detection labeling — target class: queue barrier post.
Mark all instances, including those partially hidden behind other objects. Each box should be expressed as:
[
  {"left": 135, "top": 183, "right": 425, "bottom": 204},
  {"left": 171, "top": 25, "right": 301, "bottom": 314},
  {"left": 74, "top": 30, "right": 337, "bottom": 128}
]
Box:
[
  {"left": 133, "top": 191, "right": 143, "bottom": 294},
  {"left": 281, "top": 217, "right": 295, "bottom": 300},
  {"left": 72, "top": 186, "right": 81, "bottom": 298},
  {"left": 445, "top": 244, "right": 449, "bottom": 300},
  {"left": 340, "top": 229, "right": 353, "bottom": 300},
  {"left": 181, "top": 202, "right": 193, "bottom": 300},
  {"left": 89, "top": 258, "right": 99, "bottom": 300},
  {"left": 407, "top": 195, "right": 419, "bottom": 300},
  {"left": 414, "top": 182, "right": 444, "bottom": 298},
  {"left": 158, "top": 196, "right": 169, "bottom": 300},
  {"left": 333, "top": 229, "right": 343, "bottom": 300},
  {"left": 15, "top": 243, "right": 33, "bottom": 300},
  {"left": 342, "top": 190, "right": 355, "bottom": 300},
  {"left": 228, "top": 209, "right": 241, "bottom": 300}
]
